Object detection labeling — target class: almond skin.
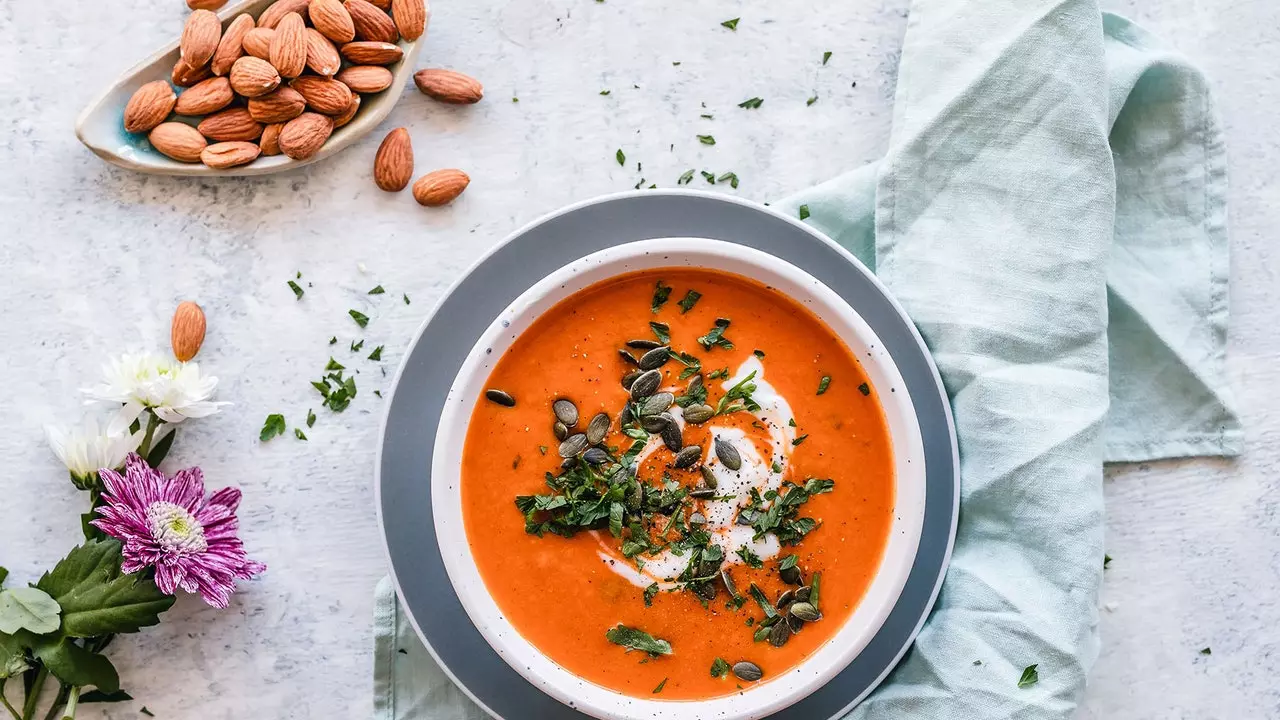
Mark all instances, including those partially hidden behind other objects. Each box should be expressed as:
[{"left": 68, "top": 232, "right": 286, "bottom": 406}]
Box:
[
  {"left": 188, "top": 0, "right": 228, "bottom": 9},
  {"left": 374, "top": 128, "right": 413, "bottom": 191},
  {"left": 198, "top": 108, "right": 264, "bottom": 141},
  {"left": 309, "top": 0, "right": 356, "bottom": 43},
  {"left": 340, "top": 40, "right": 402, "bottom": 65},
  {"left": 211, "top": 13, "right": 255, "bottom": 76},
  {"left": 290, "top": 76, "right": 353, "bottom": 114},
  {"left": 345, "top": 0, "right": 399, "bottom": 43},
  {"left": 279, "top": 112, "right": 334, "bottom": 160},
  {"left": 123, "top": 81, "right": 176, "bottom": 133},
  {"left": 412, "top": 168, "right": 469, "bottom": 206},
  {"left": 391, "top": 0, "right": 426, "bottom": 41},
  {"left": 413, "top": 69, "right": 483, "bottom": 104},
  {"left": 367, "top": 0, "right": 391, "bottom": 9},
  {"left": 175, "top": 77, "right": 235, "bottom": 116},
  {"left": 242, "top": 27, "right": 275, "bottom": 59},
  {"left": 336, "top": 65, "right": 393, "bottom": 93},
  {"left": 180, "top": 9, "right": 222, "bottom": 68},
  {"left": 304, "top": 28, "right": 341, "bottom": 76},
  {"left": 260, "top": 123, "right": 284, "bottom": 155},
  {"left": 172, "top": 57, "right": 214, "bottom": 87},
  {"left": 248, "top": 86, "right": 307, "bottom": 123},
  {"left": 333, "top": 94, "right": 361, "bottom": 127},
  {"left": 171, "top": 301, "right": 207, "bottom": 362},
  {"left": 229, "top": 56, "right": 282, "bottom": 97},
  {"left": 258, "top": 0, "right": 310, "bottom": 29},
  {"left": 202, "top": 141, "right": 261, "bottom": 168},
  {"left": 270, "top": 13, "right": 308, "bottom": 78},
  {"left": 149, "top": 122, "right": 208, "bottom": 163}
]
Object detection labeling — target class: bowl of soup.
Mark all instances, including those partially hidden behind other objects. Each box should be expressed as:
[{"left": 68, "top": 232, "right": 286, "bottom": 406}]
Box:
[{"left": 431, "top": 237, "right": 927, "bottom": 720}]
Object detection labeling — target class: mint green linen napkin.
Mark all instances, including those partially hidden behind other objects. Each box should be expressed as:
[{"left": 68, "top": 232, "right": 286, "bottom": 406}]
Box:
[{"left": 374, "top": 1, "right": 1240, "bottom": 717}]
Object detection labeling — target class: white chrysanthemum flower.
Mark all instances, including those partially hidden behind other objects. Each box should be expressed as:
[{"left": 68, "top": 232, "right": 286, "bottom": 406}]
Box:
[
  {"left": 46, "top": 416, "right": 145, "bottom": 482},
  {"left": 83, "top": 352, "right": 230, "bottom": 430}
]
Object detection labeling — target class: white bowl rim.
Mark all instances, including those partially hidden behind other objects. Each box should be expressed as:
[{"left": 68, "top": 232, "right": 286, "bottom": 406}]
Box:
[{"left": 429, "top": 237, "right": 928, "bottom": 720}]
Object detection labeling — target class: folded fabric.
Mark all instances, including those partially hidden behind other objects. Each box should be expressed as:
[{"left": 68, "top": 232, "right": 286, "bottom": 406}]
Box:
[{"left": 373, "top": 1, "right": 1240, "bottom": 717}]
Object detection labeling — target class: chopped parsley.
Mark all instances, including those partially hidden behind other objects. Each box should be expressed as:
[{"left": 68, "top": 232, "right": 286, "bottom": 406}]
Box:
[
  {"left": 799, "top": 205, "right": 811, "bottom": 221},
  {"left": 600, "top": 89, "right": 611, "bottom": 96},
  {"left": 822, "top": 51, "right": 832, "bottom": 65},
  {"left": 294, "top": 428, "right": 308, "bottom": 441},
  {"left": 349, "top": 309, "right": 369, "bottom": 328},
  {"left": 817, "top": 376, "right": 831, "bottom": 395},
  {"left": 753, "top": 349, "right": 765, "bottom": 358},
  {"left": 288, "top": 280, "right": 304, "bottom": 299},
  {"left": 779, "top": 553, "right": 799, "bottom": 571},
  {"left": 714, "top": 370, "right": 760, "bottom": 415},
  {"left": 697, "top": 134, "right": 716, "bottom": 145},
  {"left": 736, "top": 545, "right": 764, "bottom": 569},
  {"left": 1199, "top": 647, "right": 1211, "bottom": 655},
  {"left": 711, "top": 657, "right": 731, "bottom": 678},
  {"left": 643, "top": 583, "right": 659, "bottom": 606},
  {"left": 721, "top": 17, "right": 740, "bottom": 30},
  {"left": 259, "top": 414, "right": 286, "bottom": 441},
  {"left": 329, "top": 336, "right": 337, "bottom": 345},
  {"left": 737, "top": 477, "right": 833, "bottom": 545},
  {"left": 677, "top": 290, "right": 702, "bottom": 313},
  {"left": 306, "top": 409, "right": 316, "bottom": 427},
  {"left": 325, "top": 357, "right": 345, "bottom": 372},
  {"left": 700, "top": 113, "right": 713, "bottom": 119},
  {"left": 605, "top": 625, "right": 672, "bottom": 656},
  {"left": 350, "top": 339, "right": 364, "bottom": 352},
  {"left": 1104, "top": 554, "right": 1112, "bottom": 569},
  {"left": 698, "top": 318, "right": 734, "bottom": 350},
  {"left": 368, "top": 285, "right": 385, "bottom": 294},
  {"left": 649, "top": 321, "right": 671, "bottom": 343},
  {"left": 700, "top": 170, "right": 716, "bottom": 184},
  {"left": 677, "top": 169, "right": 695, "bottom": 185},
  {"left": 652, "top": 678, "right": 667, "bottom": 694},
  {"left": 738, "top": 97, "right": 763, "bottom": 109},
  {"left": 1017, "top": 664, "right": 1039, "bottom": 688},
  {"left": 792, "top": 435, "right": 808, "bottom": 446},
  {"left": 807, "top": 95, "right": 818, "bottom": 106},
  {"left": 858, "top": 382, "right": 871, "bottom": 396},
  {"left": 616, "top": 148, "right": 626, "bottom": 166},
  {"left": 403, "top": 293, "right": 411, "bottom": 305},
  {"left": 369, "top": 345, "right": 384, "bottom": 361},
  {"left": 651, "top": 282, "right": 672, "bottom": 313},
  {"left": 717, "top": 171, "right": 740, "bottom": 188}
]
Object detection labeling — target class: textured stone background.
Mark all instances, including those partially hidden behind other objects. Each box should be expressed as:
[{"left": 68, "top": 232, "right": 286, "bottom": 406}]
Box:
[{"left": 0, "top": 0, "right": 1275, "bottom": 717}]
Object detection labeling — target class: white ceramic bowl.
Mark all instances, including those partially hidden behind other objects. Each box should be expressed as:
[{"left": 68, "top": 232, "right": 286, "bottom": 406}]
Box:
[{"left": 432, "top": 238, "right": 927, "bottom": 720}]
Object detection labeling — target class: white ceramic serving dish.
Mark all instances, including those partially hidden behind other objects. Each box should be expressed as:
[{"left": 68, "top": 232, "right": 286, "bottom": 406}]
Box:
[
  {"left": 431, "top": 237, "right": 928, "bottom": 720},
  {"left": 74, "top": 0, "right": 428, "bottom": 177}
]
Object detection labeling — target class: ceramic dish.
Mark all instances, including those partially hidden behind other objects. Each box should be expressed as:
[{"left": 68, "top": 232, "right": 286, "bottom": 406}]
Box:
[
  {"left": 378, "top": 190, "right": 960, "bottom": 719},
  {"left": 432, "top": 238, "right": 927, "bottom": 720},
  {"left": 74, "top": 0, "right": 428, "bottom": 177}
]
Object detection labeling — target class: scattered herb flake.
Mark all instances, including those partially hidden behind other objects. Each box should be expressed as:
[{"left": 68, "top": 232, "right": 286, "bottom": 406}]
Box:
[
  {"left": 799, "top": 205, "right": 811, "bottom": 221},
  {"left": 700, "top": 113, "right": 713, "bottom": 119},
  {"left": 512, "top": 96, "right": 518, "bottom": 102},
  {"left": 738, "top": 97, "right": 763, "bottom": 109},
  {"left": 858, "top": 382, "right": 870, "bottom": 396},
  {"left": 822, "top": 51, "right": 832, "bottom": 65},
  {"left": 650, "top": 321, "right": 671, "bottom": 343},
  {"left": 616, "top": 149, "right": 626, "bottom": 166},
  {"left": 788, "top": 418, "right": 796, "bottom": 427},
  {"left": 643, "top": 583, "right": 659, "bottom": 606},
  {"left": 673, "top": 61, "right": 681, "bottom": 66},
  {"left": 717, "top": 172, "right": 740, "bottom": 189},
  {"left": 259, "top": 414, "right": 286, "bottom": 442},
  {"left": 403, "top": 294, "right": 411, "bottom": 305},
  {"left": 538, "top": 445, "right": 548, "bottom": 455},
  {"left": 306, "top": 409, "right": 316, "bottom": 427},
  {"left": 697, "top": 134, "right": 716, "bottom": 145},
  {"left": 817, "top": 376, "right": 831, "bottom": 395},
  {"left": 369, "top": 285, "right": 385, "bottom": 295},
  {"left": 605, "top": 624, "right": 672, "bottom": 656},
  {"left": 778, "top": 554, "right": 799, "bottom": 571},
  {"left": 754, "top": 349, "right": 765, "bottom": 358},
  {"left": 711, "top": 657, "right": 731, "bottom": 678},
  {"left": 350, "top": 339, "right": 365, "bottom": 352},
  {"left": 1104, "top": 554, "right": 1112, "bottom": 569},
  {"left": 810, "top": 571, "right": 821, "bottom": 608},
  {"left": 807, "top": 95, "right": 818, "bottom": 106},
  {"left": 369, "top": 345, "right": 384, "bottom": 361},
  {"left": 771, "top": 461, "right": 782, "bottom": 473},
  {"left": 326, "top": 357, "right": 345, "bottom": 371},
  {"left": 721, "top": 17, "right": 740, "bottom": 30},
  {"left": 652, "top": 678, "right": 667, "bottom": 694},
  {"left": 294, "top": 428, "right": 308, "bottom": 441},
  {"left": 678, "top": 290, "right": 702, "bottom": 313},
  {"left": 736, "top": 545, "right": 764, "bottom": 569},
  {"left": 651, "top": 281, "right": 672, "bottom": 313},
  {"left": 349, "top": 309, "right": 369, "bottom": 328},
  {"left": 701, "top": 170, "right": 716, "bottom": 184},
  {"left": 329, "top": 336, "right": 337, "bottom": 345},
  {"left": 600, "top": 89, "right": 611, "bottom": 96},
  {"left": 1017, "top": 664, "right": 1039, "bottom": 688},
  {"left": 1199, "top": 647, "right": 1212, "bottom": 655},
  {"left": 792, "top": 435, "right": 808, "bottom": 446},
  {"left": 678, "top": 169, "right": 695, "bottom": 185},
  {"left": 141, "top": 710, "right": 154, "bottom": 718},
  {"left": 288, "top": 280, "right": 304, "bottom": 299}
]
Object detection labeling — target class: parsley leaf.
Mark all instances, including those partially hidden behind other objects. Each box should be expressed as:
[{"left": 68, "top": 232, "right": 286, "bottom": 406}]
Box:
[
  {"left": 715, "top": 370, "right": 759, "bottom": 415},
  {"left": 1017, "top": 664, "right": 1039, "bottom": 688},
  {"left": 605, "top": 625, "right": 672, "bottom": 656},
  {"left": 817, "top": 376, "right": 831, "bottom": 395},
  {"left": 349, "top": 309, "right": 369, "bottom": 328},
  {"left": 616, "top": 148, "right": 626, "bottom": 166},
  {"left": 736, "top": 545, "right": 764, "bottom": 569},
  {"left": 259, "top": 414, "right": 286, "bottom": 441},
  {"left": 738, "top": 97, "right": 763, "bottom": 109},
  {"left": 1199, "top": 647, "right": 1211, "bottom": 655},
  {"left": 799, "top": 205, "right": 811, "bottom": 221},
  {"left": 650, "top": 321, "right": 671, "bottom": 343},
  {"left": 792, "top": 434, "right": 808, "bottom": 446},
  {"left": 643, "top": 583, "right": 659, "bottom": 607},
  {"left": 652, "top": 678, "right": 667, "bottom": 694},
  {"left": 325, "top": 357, "right": 345, "bottom": 371},
  {"left": 698, "top": 318, "right": 734, "bottom": 351},
  {"left": 807, "top": 94, "right": 818, "bottom": 106},
  {"left": 1104, "top": 554, "right": 1112, "bottom": 569},
  {"left": 368, "top": 285, "right": 385, "bottom": 295},
  {"left": 600, "top": 89, "right": 611, "bottom": 96},
  {"left": 369, "top": 345, "right": 384, "bottom": 361},
  {"left": 350, "top": 339, "right": 364, "bottom": 352},
  {"left": 711, "top": 657, "right": 731, "bottom": 678},
  {"left": 678, "top": 169, "right": 695, "bottom": 185},
  {"left": 822, "top": 51, "right": 832, "bottom": 65},
  {"left": 403, "top": 293, "right": 411, "bottom": 305},
  {"left": 329, "top": 336, "right": 337, "bottom": 345},
  {"left": 287, "top": 280, "right": 304, "bottom": 299},
  {"left": 721, "top": 17, "right": 740, "bottom": 30},
  {"left": 651, "top": 282, "right": 672, "bottom": 313},
  {"left": 701, "top": 170, "right": 716, "bottom": 184},
  {"left": 717, "top": 172, "right": 739, "bottom": 189},
  {"left": 858, "top": 382, "right": 871, "bottom": 396},
  {"left": 697, "top": 134, "right": 716, "bottom": 145},
  {"left": 306, "top": 409, "right": 316, "bottom": 428},
  {"left": 779, "top": 553, "right": 799, "bottom": 571},
  {"left": 294, "top": 428, "right": 308, "bottom": 441},
  {"left": 678, "top": 290, "right": 702, "bottom": 313}
]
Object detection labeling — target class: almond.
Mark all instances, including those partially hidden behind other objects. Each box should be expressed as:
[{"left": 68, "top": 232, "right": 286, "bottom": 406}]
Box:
[
  {"left": 367, "top": 0, "right": 391, "bottom": 9},
  {"left": 278, "top": 112, "right": 334, "bottom": 160},
  {"left": 340, "top": 40, "right": 402, "bottom": 65},
  {"left": 171, "top": 301, "right": 207, "bottom": 362},
  {"left": 248, "top": 86, "right": 307, "bottom": 123},
  {"left": 243, "top": 27, "right": 275, "bottom": 59},
  {"left": 413, "top": 69, "right": 482, "bottom": 104},
  {"left": 201, "top": 141, "right": 261, "bottom": 168},
  {"left": 229, "top": 55, "right": 281, "bottom": 97},
  {"left": 175, "top": 76, "right": 235, "bottom": 116},
  {"left": 309, "top": 0, "right": 356, "bottom": 43},
  {"left": 260, "top": 123, "right": 284, "bottom": 155},
  {"left": 149, "top": 122, "right": 208, "bottom": 163},
  {"left": 335, "top": 65, "right": 393, "bottom": 93},
  {"left": 211, "top": 13, "right": 255, "bottom": 76},
  {"left": 345, "top": 0, "right": 398, "bottom": 43},
  {"left": 172, "top": 57, "right": 214, "bottom": 87},
  {"left": 270, "top": 13, "right": 307, "bottom": 78},
  {"left": 257, "top": 0, "right": 310, "bottom": 29},
  {"left": 373, "top": 128, "right": 413, "bottom": 191},
  {"left": 391, "top": 0, "right": 426, "bottom": 41},
  {"left": 304, "top": 28, "right": 341, "bottom": 76},
  {"left": 180, "top": 9, "right": 222, "bottom": 68},
  {"left": 333, "top": 93, "right": 361, "bottom": 127},
  {"left": 123, "top": 80, "right": 177, "bottom": 133},
  {"left": 412, "top": 168, "right": 469, "bottom": 206},
  {"left": 188, "top": 0, "right": 228, "bottom": 9},
  {"left": 288, "top": 76, "right": 351, "bottom": 114},
  {"left": 198, "top": 108, "right": 264, "bottom": 141}
]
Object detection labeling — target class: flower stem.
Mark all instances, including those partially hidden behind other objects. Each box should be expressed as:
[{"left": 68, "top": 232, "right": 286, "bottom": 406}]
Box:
[
  {"left": 1, "top": 682, "right": 21, "bottom": 720},
  {"left": 137, "top": 411, "right": 160, "bottom": 459},
  {"left": 20, "top": 667, "right": 46, "bottom": 720},
  {"left": 58, "top": 687, "right": 76, "bottom": 720},
  {"left": 39, "top": 686, "right": 68, "bottom": 720}
]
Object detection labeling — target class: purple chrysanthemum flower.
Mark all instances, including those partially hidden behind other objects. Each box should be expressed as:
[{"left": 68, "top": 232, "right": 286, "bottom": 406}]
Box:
[{"left": 91, "top": 453, "right": 265, "bottom": 609}]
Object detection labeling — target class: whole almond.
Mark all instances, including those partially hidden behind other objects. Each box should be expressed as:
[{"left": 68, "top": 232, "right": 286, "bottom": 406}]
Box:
[
  {"left": 336, "top": 65, "right": 393, "bottom": 93},
  {"left": 171, "top": 301, "right": 207, "bottom": 362},
  {"left": 309, "top": 0, "right": 356, "bottom": 43},
  {"left": 391, "top": 0, "right": 426, "bottom": 41},
  {"left": 304, "top": 28, "right": 341, "bottom": 76},
  {"left": 278, "top": 112, "right": 334, "bottom": 160},
  {"left": 242, "top": 27, "right": 275, "bottom": 59},
  {"left": 229, "top": 56, "right": 281, "bottom": 97},
  {"left": 188, "top": 0, "right": 228, "bottom": 9},
  {"left": 367, "top": 0, "right": 391, "bottom": 9},
  {"left": 333, "top": 94, "right": 361, "bottom": 127},
  {"left": 413, "top": 69, "right": 482, "bottom": 104},
  {"left": 412, "top": 169, "right": 469, "bottom": 206},
  {"left": 373, "top": 128, "right": 413, "bottom": 192},
  {"left": 345, "top": 0, "right": 398, "bottom": 43},
  {"left": 340, "top": 41, "right": 402, "bottom": 65},
  {"left": 260, "top": 123, "right": 284, "bottom": 155},
  {"left": 175, "top": 77, "right": 235, "bottom": 116},
  {"left": 180, "top": 10, "right": 222, "bottom": 68},
  {"left": 290, "top": 76, "right": 353, "bottom": 114},
  {"left": 172, "top": 57, "right": 214, "bottom": 87},
  {"left": 258, "top": 0, "right": 310, "bottom": 29},
  {"left": 198, "top": 108, "right": 264, "bottom": 141},
  {"left": 149, "top": 122, "right": 208, "bottom": 163},
  {"left": 270, "top": 13, "right": 307, "bottom": 78},
  {"left": 201, "top": 141, "right": 261, "bottom": 168},
  {"left": 123, "top": 81, "right": 177, "bottom": 133},
  {"left": 248, "top": 86, "right": 307, "bottom": 123},
  {"left": 211, "top": 14, "right": 255, "bottom": 76}
]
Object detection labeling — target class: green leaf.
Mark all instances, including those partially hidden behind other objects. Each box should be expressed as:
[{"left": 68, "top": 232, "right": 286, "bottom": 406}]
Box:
[
  {"left": 716, "top": 172, "right": 739, "bottom": 189},
  {"left": 616, "top": 149, "right": 626, "bottom": 166},
  {"left": 0, "top": 631, "right": 30, "bottom": 679},
  {"left": 600, "top": 89, "right": 611, "bottom": 96},
  {"left": 677, "top": 169, "right": 695, "bottom": 185},
  {"left": 643, "top": 583, "right": 659, "bottom": 607},
  {"left": 710, "top": 657, "right": 731, "bottom": 678},
  {"left": 368, "top": 285, "right": 385, "bottom": 295},
  {"left": 697, "top": 134, "right": 716, "bottom": 145},
  {"left": 817, "top": 376, "right": 831, "bottom": 395},
  {"left": 294, "top": 428, "right": 307, "bottom": 441},
  {"left": 798, "top": 204, "right": 811, "bottom": 221},
  {"left": 78, "top": 689, "right": 134, "bottom": 704},
  {"left": 721, "top": 17, "right": 739, "bottom": 30},
  {"left": 0, "top": 568, "right": 7, "bottom": 587},
  {"left": 737, "top": 97, "right": 763, "bottom": 109},
  {"left": 652, "top": 677, "right": 667, "bottom": 694},
  {"left": 1017, "top": 663, "right": 1039, "bottom": 688},
  {"left": 287, "top": 280, "right": 304, "bottom": 299},
  {"left": 651, "top": 282, "right": 672, "bottom": 313},
  {"left": 858, "top": 382, "right": 871, "bottom": 396},
  {"left": 1103, "top": 554, "right": 1111, "bottom": 569},
  {"left": 306, "top": 409, "right": 316, "bottom": 428},
  {"left": 403, "top": 293, "right": 411, "bottom": 305},
  {"left": 349, "top": 309, "right": 369, "bottom": 328},
  {"left": 259, "top": 414, "right": 286, "bottom": 442},
  {"left": 778, "top": 554, "right": 799, "bottom": 571},
  {"left": 350, "top": 339, "right": 365, "bottom": 352},
  {"left": 0, "top": 587, "right": 61, "bottom": 634},
  {"left": 1199, "top": 647, "right": 1211, "bottom": 655},
  {"left": 32, "top": 637, "right": 119, "bottom": 693},
  {"left": 822, "top": 51, "right": 832, "bottom": 65},
  {"left": 146, "top": 429, "right": 176, "bottom": 467},
  {"left": 807, "top": 95, "right": 818, "bottom": 107},
  {"left": 677, "top": 290, "right": 701, "bottom": 313},
  {"left": 605, "top": 624, "right": 672, "bottom": 656},
  {"left": 369, "top": 345, "right": 384, "bottom": 361},
  {"left": 36, "top": 540, "right": 175, "bottom": 638}
]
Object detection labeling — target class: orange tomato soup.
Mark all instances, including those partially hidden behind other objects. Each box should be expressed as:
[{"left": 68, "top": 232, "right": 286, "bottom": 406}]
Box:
[{"left": 460, "top": 268, "right": 894, "bottom": 700}]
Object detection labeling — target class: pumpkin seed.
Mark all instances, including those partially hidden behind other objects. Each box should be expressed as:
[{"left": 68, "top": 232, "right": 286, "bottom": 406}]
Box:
[
  {"left": 626, "top": 338, "right": 662, "bottom": 350},
  {"left": 689, "top": 512, "right": 707, "bottom": 527},
  {"left": 720, "top": 569, "right": 740, "bottom": 600},
  {"left": 673, "top": 445, "right": 702, "bottom": 468},
  {"left": 714, "top": 438, "right": 742, "bottom": 470},
  {"left": 586, "top": 413, "right": 611, "bottom": 444},
  {"left": 552, "top": 399, "right": 578, "bottom": 426},
  {"left": 682, "top": 403, "right": 714, "bottom": 424},
  {"left": 640, "top": 392, "right": 674, "bottom": 416},
  {"left": 693, "top": 582, "right": 718, "bottom": 601},
  {"left": 789, "top": 602, "right": 821, "bottom": 623},
  {"left": 768, "top": 620, "right": 792, "bottom": 647},
  {"left": 618, "top": 349, "right": 640, "bottom": 366},
  {"left": 583, "top": 447, "right": 610, "bottom": 465},
  {"left": 626, "top": 477, "right": 643, "bottom": 510},
  {"left": 621, "top": 370, "right": 642, "bottom": 390},
  {"left": 732, "top": 661, "right": 763, "bottom": 682},
  {"left": 787, "top": 615, "right": 805, "bottom": 633},
  {"left": 638, "top": 346, "right": 671, "bottom": 370},
  {"left": 620, "top": 404, "right": 635, "bottom": 425},
  {"left": 780, "top": 565, "right": 802, "bottom": 586},
  {"left": 795, "top": 586, "right": 812, "bottom": 602},
  {"left": 687, "top": 374, "right": 704, "bottom": 396},
  {"left": 641, "top": 412, "right": 672, "bottom": 433},
  {"left": 629, "top": 369, "right": 662, "bottom": 399},
  {"left": 777, "top": 589, "right": 794, "bottom": 608},
  {"left": 699, "top": 465, "right": 718, "bottom": 489},
  {"left": 558, "top": 434, "right": 588, "bottom": 458},
  {"left": 561, "top": 457, "right": 576, "bottom": 469},
  {"left": 660, "top": 421, "right": 683, "bottom": 451},
  {"left": 485, "top": 389, "right": 516, "bottom": 407},
  {"left": 553, "top": 421, "right": 569, "bottom": 441},
  {"left": 689, "top": 486, "right": 716, "bottom": 499}
]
